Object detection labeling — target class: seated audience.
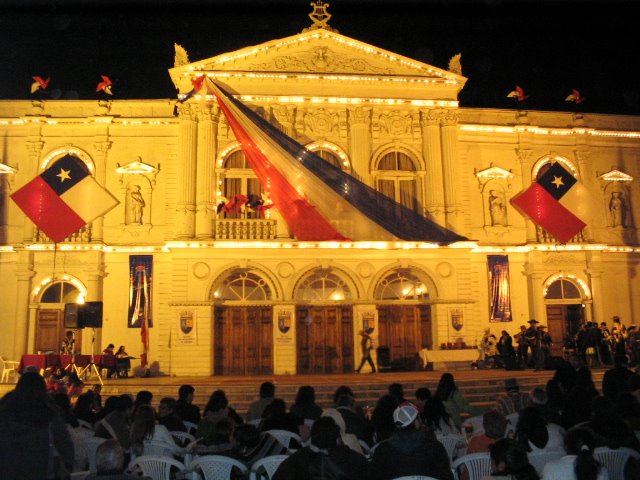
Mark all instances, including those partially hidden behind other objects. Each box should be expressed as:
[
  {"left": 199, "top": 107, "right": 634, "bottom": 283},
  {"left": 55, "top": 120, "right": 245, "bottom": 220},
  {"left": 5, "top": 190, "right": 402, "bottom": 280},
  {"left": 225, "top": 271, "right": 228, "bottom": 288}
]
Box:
[
  {"left": 542, "top": 429, "right": 608, "bottom": 480},
  {"left": 602, "top": 354, "right": 634, "bottom": 401},
  {"left": 336, "top": 392, "right": 372, "bottom": 444},
  {"left": 414, "top": 386, "right": 431, "bottom": 413},
  {"left": 370, "top": 403, "right": 453, "bottom": 480},
  {"left": 467, "top": 410, "right": 508, "bottom": 454},
  {"left": 483, "top": 438, "right": 539, "bottom": 480},
  {"left": 273, "top": 416, "right": 371, "bottom": 480},
  {"left": 86, "top": 439, "right": 151, "bottom": 480},
  {"left": 197, "top": 389, "right": 243, "bottom": 441},
  {"left": 436, "top": 373, "right": 483, "bottom": 430},
  {"left": 176, "top": 384, "right": 201, "bottom": 425},
  {"left": 192, "top": 417, "right": 239, "bottom": 456},
  {"left": 369, "top": 394, "right": 398, "bottom": 444},
  {"left": 388, "top": 383, "right": 408, "bottom": 405},
  {"left": 495, "top": 378, "right": 530, "bottom": 416},
  {"left": 322, "top": 408, "right": 364, "bottom": 454},
  {"left": 157, "top": 397, "right": 187, "bottom": 432},
  {"left": 95, "top": 395, "right": 133, "bottom": 451},
  {"left": 423, "top": 396, "right": 459, "bottom": 435},
  {"left": 130, "top": 404, "right": 183, "bottom": 457},
  {"left": 233, "top": 424, "right": 288, "bottom": 467},
  {"left": 261, "top": 398, "right": 303, "bottom": 447},
  {"left": 246, "top": 381, "right": 276, "bottom": 423},
  {"left": 516, "top": 406, "right": 566, "bottom": 453},
  {"left": 53, "top": 392, "right": 93, "bottom": 473},
  {"left": 290, "top": 385, "right": 323, "bottom": 423}
]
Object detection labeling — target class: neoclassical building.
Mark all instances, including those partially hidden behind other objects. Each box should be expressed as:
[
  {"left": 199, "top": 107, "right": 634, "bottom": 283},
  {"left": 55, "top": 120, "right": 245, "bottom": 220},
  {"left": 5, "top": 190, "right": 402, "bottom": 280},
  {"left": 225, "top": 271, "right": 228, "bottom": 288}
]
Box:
[{"left": 1, "top": 8, "right": 639, "bottom": 375}]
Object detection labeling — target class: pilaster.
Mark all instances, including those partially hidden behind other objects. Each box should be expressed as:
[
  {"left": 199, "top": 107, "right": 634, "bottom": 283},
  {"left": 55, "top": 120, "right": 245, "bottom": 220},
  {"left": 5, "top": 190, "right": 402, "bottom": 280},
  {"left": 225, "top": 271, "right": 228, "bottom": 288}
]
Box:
[
  {"left": 420, "top": 109, "right": 445, "bottom": 224},
  {"left": 92, "top": 140, "right": 112, "bottom": 243},
  {"left": 440, "top": 110, "right": 463, "bottom": 232},
  {"left": 195, "top": 104, "right": 219, "bottom": 239},
  {"left": 176, "top": 103, "right": 198, "bottom": 239}
]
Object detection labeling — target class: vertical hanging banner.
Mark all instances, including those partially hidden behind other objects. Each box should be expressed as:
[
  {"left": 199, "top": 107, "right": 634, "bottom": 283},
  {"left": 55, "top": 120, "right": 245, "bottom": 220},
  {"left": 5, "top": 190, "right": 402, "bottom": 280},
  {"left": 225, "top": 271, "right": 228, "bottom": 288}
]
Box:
[
  {"left": 488, "top": 255, "right": 512, "bottom": 322},
  {"left": 129, "top": 255, "right": 153, "bottom": 367}
]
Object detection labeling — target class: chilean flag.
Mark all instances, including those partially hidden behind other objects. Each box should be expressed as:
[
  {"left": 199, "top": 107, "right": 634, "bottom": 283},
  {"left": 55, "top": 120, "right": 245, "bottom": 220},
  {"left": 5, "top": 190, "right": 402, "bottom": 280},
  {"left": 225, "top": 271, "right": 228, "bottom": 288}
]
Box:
[
  {"left": 10, "top": 154, "right": 119, "bottom": 242},
  {"left": 511, "top": 162, "right": 595, "bottom": 243},
  {"left": 207, "top": 79, "right": 467, "bottom": 244}
]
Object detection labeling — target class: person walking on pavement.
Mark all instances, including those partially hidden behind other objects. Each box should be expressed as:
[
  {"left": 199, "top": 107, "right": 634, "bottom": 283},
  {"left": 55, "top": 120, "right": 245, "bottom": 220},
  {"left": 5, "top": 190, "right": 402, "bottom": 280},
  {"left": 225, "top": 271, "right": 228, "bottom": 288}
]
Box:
[{"left": 356, "top": 327, "right": 376, "bottom": 373}]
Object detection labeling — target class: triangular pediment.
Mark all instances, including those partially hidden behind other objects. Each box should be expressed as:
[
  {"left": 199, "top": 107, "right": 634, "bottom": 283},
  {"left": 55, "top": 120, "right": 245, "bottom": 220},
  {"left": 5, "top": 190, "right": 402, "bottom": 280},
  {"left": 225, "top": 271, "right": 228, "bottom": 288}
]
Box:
[
  {"left": 598, "top": 169, "right": 633, "bottom": 182},
  {"left": 169, "top": 28, "right": 466, "bottom": 95},
  {"left": 115, "top": 160, "right": 157, "bottom": 174},
  {"left": 475, "top": 166, "right": 514, "bottom": 180}
]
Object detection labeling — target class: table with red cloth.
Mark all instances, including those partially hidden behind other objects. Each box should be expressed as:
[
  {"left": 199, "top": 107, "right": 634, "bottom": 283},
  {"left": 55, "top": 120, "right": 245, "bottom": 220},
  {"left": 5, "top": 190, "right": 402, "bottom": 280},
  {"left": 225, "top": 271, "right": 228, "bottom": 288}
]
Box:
[{"left": 19, "top": 353, "right": 116, "bottom": 374}]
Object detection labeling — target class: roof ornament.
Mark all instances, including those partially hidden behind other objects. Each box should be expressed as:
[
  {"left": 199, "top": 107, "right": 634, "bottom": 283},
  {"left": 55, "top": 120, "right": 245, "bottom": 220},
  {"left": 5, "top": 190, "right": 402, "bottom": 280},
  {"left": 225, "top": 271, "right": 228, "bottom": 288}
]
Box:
[
  {"left": 303, "top": 1, "right": 338, "bottom": 33},
  {"left": 174, "top": 43, "right": 190, "bottom": 67},
  {"left": 448, "top": 53, "right": 462, "bottom": 76}
]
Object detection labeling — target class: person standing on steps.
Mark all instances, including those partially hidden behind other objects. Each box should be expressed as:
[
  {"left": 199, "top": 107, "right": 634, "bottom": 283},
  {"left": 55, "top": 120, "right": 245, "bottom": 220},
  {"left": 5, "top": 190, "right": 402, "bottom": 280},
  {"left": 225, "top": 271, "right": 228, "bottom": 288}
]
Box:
[{"left": 356, "top": 327, "right": 376, "bottom": 373}]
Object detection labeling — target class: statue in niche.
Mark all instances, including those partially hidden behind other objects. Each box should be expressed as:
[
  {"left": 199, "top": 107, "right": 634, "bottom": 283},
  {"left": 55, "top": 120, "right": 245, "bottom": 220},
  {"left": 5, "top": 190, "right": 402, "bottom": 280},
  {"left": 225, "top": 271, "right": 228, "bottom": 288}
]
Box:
[
  {"left": 126, "top": 185, "right": 145, "bottom": 225},
  {"left": 609, "top": 191, "right": 627, "bottom": 227},
  {"left": 489, "top": 190, "right": 508, "bottom": 226}
]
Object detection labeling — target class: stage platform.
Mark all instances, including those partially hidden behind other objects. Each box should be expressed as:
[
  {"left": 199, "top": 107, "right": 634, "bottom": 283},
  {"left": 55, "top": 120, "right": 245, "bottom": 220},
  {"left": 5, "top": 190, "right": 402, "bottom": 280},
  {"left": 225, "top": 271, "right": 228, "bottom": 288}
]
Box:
[{"left": 0, "top": 368, "right": 599, "bottom": 416}]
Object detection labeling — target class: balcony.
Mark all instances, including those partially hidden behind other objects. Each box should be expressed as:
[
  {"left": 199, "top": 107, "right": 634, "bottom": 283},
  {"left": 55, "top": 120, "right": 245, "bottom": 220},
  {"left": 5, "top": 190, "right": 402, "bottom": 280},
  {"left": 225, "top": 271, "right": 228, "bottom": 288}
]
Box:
[{"left": 215, "top": 219, "right": 277, "bottom": 240}]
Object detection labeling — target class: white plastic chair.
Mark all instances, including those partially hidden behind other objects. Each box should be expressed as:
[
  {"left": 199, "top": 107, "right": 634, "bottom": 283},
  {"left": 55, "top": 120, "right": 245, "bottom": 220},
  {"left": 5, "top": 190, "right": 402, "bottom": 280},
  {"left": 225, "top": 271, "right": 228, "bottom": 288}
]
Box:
[
  {"left": 128, "top": 455, "right": 186, "bottom": 480},
  {"left": 170, "top": 430, "right": 196, "bottom": 447},
  {"left": 264, "top": 429, "right": 303, "bottom": 449},
  {"left": 143, "top": 439, "right": 180, "bottom": 457},
  {"left": 0, "top": 356, "right": 19, "bottom": 383},
  {"left": 188, "top": 455, "right": 249, "bottom": 480},
  {"left": 84, "top": 436, "right": 108, "bottom": 473},
  {"left": 250, "top": 454, "right": 289, "bottom": 480},
  {"left": 183, "top": 420, "right": 198, "bottom": 435},
  {"left": 436, "top": 433, "right": 467, "bottom": 462},
  {"left": 451, "top": 452, "right": 492, "bottom": 480},
  {"left": 461, "top": 415, "right": 484, "bottom": 437},
  {"left": 594, "top": 446, "right": 640, "bottom": 480},
  {"left": 77, "top": 419, "right": 94, "bottom": 431},
  {"left": 528, "top": 450, "right": 564, "bottom": 475}
]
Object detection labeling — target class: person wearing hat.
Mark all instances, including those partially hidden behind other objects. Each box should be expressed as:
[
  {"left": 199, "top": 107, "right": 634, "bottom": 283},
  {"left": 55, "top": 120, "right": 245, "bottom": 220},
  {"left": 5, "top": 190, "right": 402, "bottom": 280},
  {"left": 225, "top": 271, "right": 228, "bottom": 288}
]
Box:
[
  {"left": 535, "top": 324, "right": 552, "bottom": 371},
  {"left": 356, "top": 327, "right": 376, "bottom": 373},
  {"left": 523, "top": 319, "right": 539, "bottom": 368},
  {"left": 370, "top": 402, "right": 453, "bottom": 480}
]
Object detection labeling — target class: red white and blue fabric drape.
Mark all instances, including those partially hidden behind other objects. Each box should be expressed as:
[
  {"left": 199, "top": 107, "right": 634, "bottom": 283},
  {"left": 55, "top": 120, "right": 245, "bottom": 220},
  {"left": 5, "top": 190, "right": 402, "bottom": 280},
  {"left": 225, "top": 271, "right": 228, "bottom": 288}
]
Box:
[{"left": 208, "top": 79, "right": 467, "bottom": 244}]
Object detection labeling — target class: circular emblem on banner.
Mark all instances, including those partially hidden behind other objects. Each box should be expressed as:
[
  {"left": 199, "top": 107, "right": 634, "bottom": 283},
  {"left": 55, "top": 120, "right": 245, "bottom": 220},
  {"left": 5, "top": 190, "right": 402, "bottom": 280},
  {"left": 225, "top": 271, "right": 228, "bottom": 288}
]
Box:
[{"left": 193, "top": 262, "right": 210, "bottom": 279}]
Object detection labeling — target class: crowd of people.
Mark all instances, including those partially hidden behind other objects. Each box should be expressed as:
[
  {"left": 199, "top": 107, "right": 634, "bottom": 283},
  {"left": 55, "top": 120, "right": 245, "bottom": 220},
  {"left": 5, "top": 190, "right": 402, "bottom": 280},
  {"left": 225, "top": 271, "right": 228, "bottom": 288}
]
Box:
[
  {"left": 2, "top": 353, "right": 640, "bottom": 479},
  {"left": 479, "top": 318, "right": 640, "bottom": 372}
]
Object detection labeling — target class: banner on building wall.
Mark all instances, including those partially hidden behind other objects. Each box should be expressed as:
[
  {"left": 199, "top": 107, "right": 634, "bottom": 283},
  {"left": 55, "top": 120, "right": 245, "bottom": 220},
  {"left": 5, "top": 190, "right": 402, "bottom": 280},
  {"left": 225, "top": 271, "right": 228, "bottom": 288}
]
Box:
[
  {"left": 488, "top": 255, "right": 512, "bottom": 322},
  {"left": 177, "top": 310, "right": 197, "bottom": 345},
  {"left": 128, "top": 255, "right": 153, "bottom": 328}
]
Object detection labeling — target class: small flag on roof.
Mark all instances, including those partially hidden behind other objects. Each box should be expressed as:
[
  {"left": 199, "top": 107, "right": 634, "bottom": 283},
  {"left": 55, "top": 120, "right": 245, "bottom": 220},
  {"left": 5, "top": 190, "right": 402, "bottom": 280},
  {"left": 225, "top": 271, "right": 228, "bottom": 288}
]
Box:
[
  {"left": 507, "top": 85, "right": 528, "bottom": 102},
  {"left": 31, "top": 76, "right": 50, "bottom": 94},
  {"left": 96, "top": 75, "right": 113, "bottom": 95}
]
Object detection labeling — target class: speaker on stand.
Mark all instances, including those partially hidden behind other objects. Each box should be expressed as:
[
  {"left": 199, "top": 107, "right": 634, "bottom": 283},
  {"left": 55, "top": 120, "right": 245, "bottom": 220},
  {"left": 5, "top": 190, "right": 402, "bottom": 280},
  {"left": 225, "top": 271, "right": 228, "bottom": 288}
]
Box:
[{"left": 77, "top": 302, "right": 105, "bottom": 385}]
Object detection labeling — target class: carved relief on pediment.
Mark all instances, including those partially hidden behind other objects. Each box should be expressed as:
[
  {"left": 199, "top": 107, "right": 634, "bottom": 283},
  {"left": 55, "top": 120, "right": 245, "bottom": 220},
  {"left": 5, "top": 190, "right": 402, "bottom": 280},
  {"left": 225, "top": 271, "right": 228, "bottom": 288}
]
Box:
[
  {"left": 542, "top": 253, "right": 580, "bottom": 265},
  {"left": 248, "top": 46, "right": 395, "bottom": 74},
  {"left": 304, "top": 108, "right": 340, "bottom": 136}
]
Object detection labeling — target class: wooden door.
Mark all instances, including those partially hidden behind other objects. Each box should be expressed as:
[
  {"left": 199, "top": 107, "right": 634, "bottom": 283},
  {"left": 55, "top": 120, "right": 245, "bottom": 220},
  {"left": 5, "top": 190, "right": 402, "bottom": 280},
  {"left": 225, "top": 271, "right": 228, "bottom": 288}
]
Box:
[
  {"left": 377, "top": 304, "right": 432, "bottom": 370},
  {"left": 296, "top": 306, "right": 354, "bottom": 374},
  {"left": 214, "top": 306, "right": 273, "bottom": 375},
  {"left": 36, "top": 309, "right": 82, "bottom": 353},
  {"left": 546, "top": 304, "right": 585, "bottom": 357}
]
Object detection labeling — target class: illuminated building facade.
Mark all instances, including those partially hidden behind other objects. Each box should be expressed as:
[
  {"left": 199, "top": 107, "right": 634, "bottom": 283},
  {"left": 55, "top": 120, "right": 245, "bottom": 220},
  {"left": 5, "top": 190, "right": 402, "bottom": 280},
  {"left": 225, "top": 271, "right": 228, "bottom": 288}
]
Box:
[{"left": 1, "top": 9, "right": 639, "bottom": 374}]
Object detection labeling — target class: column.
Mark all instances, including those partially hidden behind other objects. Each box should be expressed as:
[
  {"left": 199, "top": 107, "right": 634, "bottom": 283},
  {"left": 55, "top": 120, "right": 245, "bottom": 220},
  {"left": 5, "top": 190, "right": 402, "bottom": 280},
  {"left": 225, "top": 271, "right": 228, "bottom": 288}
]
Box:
[
  {"left": 516, "top": 148, "right": 537, "bottom": 242},
  {"left": 420, "top": 108, "right": 445, "bottom": 224},
  {"left": 347, "top": 107, "right": 372, "bottom": 184},
  {"left": 13, "top": 251, "right": 35, "bottom": 358},
  {"left": 23, "top": 140, "right": 44, "bottom": 242},
  {"left": 176, "top": 103, "right": 198, "bottom": 239},
  {"left": 524, "top": 261, "right": 545, "bottom": 324},
  {"left": 440, "top": 110, "right": 464, "bottom": 233},
  {"left": 92, "top": 140, "right": 112, "bottom": 243},
  {"left": 587, "top": 265, "right": 604, "bottom": 326},
  {"left": 195, "top": 104, "right": 219, "bottom": 239},
  {"left": 575, "top": 149, "right": 595, "bottom": 242}
]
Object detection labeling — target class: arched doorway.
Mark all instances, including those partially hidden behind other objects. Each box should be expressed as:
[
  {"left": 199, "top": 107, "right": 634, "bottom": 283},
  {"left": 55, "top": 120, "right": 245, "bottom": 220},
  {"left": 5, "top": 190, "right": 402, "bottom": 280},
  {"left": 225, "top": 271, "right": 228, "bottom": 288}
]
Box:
[
  {"left": 212, "top": 268, "right": 273, "bottom": 375},
  {"left": 294, "top": 268, "right": 354, "bottom": 374},
  {"left": 375, "top": 268, "right": 433, "bottom": 370},
  {"left": 544, "top": 277, "right": 587, "bottom": 357},
  {"left": 35, "top": 280, "right": 84, "bottom": 353}
]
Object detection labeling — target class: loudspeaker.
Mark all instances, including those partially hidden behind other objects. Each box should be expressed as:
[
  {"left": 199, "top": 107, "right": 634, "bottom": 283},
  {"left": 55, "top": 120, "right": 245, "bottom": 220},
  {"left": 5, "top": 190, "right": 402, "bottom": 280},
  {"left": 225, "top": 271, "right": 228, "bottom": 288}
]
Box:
[
  {"left": 78, "top": 301, "right": 103, "bottom": 328},
  {"left": 63, "top": 303, "right": 80, "bottom": 328},
  {"left": 376, "top": 346, "right": 392, "bottom": 371}
]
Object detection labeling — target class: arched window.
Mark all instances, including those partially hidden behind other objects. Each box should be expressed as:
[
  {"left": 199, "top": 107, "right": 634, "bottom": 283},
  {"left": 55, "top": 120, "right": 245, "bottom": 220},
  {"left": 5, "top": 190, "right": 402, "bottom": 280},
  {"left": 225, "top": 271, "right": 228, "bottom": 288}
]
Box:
[
  {"left": 545, "top": 279, "right": 581, "bottom": 300},
  {"left": 375, "top": 268, "right": 428, "bottom": 301},
  {"left": 313, "top": 149, "right": 342, "bottom": 169},
  {"left": 295, "top": 269, "right": 351, "bottom": 302},
  {"left": 376, "top": 151, "right": 419, "bottom": 212},
  {"left": 212, "top": 269, "right": 271, "bottom": 301},
  {"left": 219, "top": 150, "right": 263, "bottom": 219},
  {"left": 40, "top": 281, "right": 82, "bottom": 304}
]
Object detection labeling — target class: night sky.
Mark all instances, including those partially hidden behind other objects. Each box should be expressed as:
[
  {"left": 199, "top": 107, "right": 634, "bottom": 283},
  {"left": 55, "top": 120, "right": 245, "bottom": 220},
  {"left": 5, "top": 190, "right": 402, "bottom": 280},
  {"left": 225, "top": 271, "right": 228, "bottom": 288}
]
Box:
[{"left": 1, "top": 0, "right": 639, "bottom": 116}]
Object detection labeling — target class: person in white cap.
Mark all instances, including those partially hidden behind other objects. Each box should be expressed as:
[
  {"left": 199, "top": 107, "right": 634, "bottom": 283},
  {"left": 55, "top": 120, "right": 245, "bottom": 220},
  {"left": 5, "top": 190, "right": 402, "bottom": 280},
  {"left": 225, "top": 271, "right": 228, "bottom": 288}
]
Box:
[{"left": 370, "top": 402, "right": 453, "bottom": 480}]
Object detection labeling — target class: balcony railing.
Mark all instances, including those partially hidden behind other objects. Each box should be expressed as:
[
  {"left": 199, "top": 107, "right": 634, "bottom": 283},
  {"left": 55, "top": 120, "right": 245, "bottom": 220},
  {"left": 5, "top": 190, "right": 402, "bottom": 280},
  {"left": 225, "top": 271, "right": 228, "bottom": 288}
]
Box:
[{"left": 215, "top": 219, "right": 277, "bottom": 240}]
